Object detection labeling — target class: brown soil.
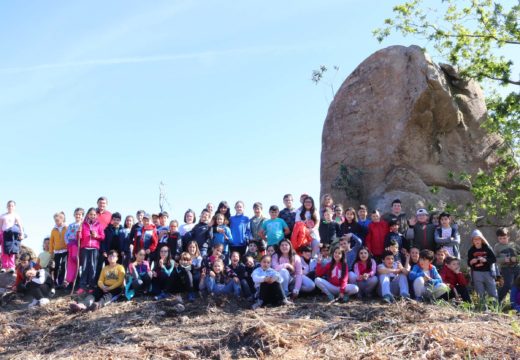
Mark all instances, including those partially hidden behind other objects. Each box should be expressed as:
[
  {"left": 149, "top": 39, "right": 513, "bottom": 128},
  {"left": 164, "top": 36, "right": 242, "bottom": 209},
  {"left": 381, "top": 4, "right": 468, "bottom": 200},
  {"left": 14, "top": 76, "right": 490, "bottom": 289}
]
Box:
[{"left": 1, "top": 292, "right": 519, "bottom": 360}]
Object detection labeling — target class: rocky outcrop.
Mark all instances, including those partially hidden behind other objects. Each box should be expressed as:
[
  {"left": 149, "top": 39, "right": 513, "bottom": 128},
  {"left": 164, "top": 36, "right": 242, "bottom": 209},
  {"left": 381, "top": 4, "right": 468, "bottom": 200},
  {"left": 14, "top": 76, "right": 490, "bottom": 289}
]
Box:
[{"left": 320, "top": 45, "right": 515, "bottom": 252}]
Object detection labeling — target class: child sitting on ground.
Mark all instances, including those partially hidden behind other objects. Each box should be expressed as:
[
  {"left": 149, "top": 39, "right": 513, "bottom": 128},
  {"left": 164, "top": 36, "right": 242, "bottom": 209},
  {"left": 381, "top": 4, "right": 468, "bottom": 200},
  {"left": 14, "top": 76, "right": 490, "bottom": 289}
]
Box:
[
  {"left": 126, "top": 249, "right": 153, "bottom": 299},
  {"left": 171, "top": 252, "right": 195, "bottom": 302},
  {"left": 350, "top": 247, "right": 378, "bottom": 299},
  {"left": 433, "top": 249, "right": 447, "bottom": 273},
  {"left": 70, "top": 250, "right": 125, "bottom": 312},
  {"left": 251, "top": 255, "right": 291, "bottom": 309},
  {"left": 338, "top": 233, "right": 362, "bottom": 271},
  {"left": 315, "top": 247, "right": 359, "bottom": 302},
  {"left": 377, "top": 250, "right": 410, "bottom": 303},
  {"left": 152, "top": 246, "right": 175, "bottom": 300},
  {"left": 228, "top": 251, "right": 254, "bottom": 300},
  {"left": 204, "top": 259, "right": 241, "bottom": 298},
  {"left": 23, "top": 267, "right": 53, "bottom": 308},
  {"left": 409, "top": 249, "right": 449, "bottom": 302},
  {"left": 300, "top": 245, "right": 317, "bottom": 281},
  {"left": 440, "top": 256, "right": 471, "bottom": 303}
]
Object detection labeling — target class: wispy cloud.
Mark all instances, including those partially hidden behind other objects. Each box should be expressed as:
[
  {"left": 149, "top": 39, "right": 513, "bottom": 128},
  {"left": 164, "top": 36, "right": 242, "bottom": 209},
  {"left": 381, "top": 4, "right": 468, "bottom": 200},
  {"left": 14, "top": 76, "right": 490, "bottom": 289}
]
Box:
[{"left": 0, "top": 44, "right": 309, "bottom": 74}]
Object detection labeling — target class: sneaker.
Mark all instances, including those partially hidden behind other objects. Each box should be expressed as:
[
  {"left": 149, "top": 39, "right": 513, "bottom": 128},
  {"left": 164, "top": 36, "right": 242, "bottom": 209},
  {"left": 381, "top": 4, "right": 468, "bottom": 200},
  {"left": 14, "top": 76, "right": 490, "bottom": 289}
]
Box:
[
  {"left": 173, "top": 303, "right": 185, "bottom": 313},
  {"left": 50, "top": 288, "right": 56, "bottom": 297},
  {"left": 326, "top": 294, "right": 335, "bottom": 302},
  {"left": 69, "top": 303, "right": 87, "bottom": 313},
  {"left": 154, "top": 292, "right": 167, "bottom": 301},
  {"left": 76, "top": 288, "right": 86, "bottom": 295},
  {"left": 251, "top": 300, "right": 263, "bottom": 310},
  {"left": 339, "top": 295, "right": 349, "bottom": 303},
  {"left": 188, "top": 293, "right": 196, "bottom": 302},
  {"left": 383, "top": 294, "right": 395, "bottom": 304},
  {"left": 88, "top": 302, "right": 100, "bottom": 311},
  {"left": 0, "top": 269, "right": 6, "bottom": 273},
  {"left": 39, "top": 298, "right": 50, "bottom": 307},
  {"left": 401, "top": 293, "right": 411, "bottom": 300},
  {"left": 8, "top": 268, "right": 15, "bottom": 274},
  {"left": 282, "top": 298, "right": 293, "bottom": 306},
  {"left": 28, "top": 299, "right": 39, "bottom": 308},
  {"left": 415, "top": 296, "right": 424, "bottom": 302}
]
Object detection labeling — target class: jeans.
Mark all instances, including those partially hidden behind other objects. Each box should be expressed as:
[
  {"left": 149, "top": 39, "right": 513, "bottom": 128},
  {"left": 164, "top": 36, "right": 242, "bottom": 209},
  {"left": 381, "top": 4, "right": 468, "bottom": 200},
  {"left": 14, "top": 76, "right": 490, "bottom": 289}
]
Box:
[
  {"left": 378, "top": 273, "right": 409, "bottom": 297},
  {"left": 413, "top": 277, "right": 449, "bottom": 299},
  {"left": 205, "top": 277, "right": 240, "bottom": 297},
  {"left": 79, "top": 248, "right": 99, "bottom": 289},
  {"left": 349, "top": 272, "right": 378, "bottom": 296},
  {"left": 498, "top": 266, "right": 520, "bottom": 302}
]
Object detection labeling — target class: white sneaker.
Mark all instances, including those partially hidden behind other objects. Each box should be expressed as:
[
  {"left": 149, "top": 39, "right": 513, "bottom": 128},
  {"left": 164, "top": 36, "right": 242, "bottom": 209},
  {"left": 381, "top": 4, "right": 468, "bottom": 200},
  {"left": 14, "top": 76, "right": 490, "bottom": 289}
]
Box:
[
  {"left": 28, "top": 299, "right": 39, "bottom": 308},
  {"left": 50, "top": 288, "right": 56, "bottom": 297},
  {"left": 39, "top": 298, "right": 50, "bottom": 306}
]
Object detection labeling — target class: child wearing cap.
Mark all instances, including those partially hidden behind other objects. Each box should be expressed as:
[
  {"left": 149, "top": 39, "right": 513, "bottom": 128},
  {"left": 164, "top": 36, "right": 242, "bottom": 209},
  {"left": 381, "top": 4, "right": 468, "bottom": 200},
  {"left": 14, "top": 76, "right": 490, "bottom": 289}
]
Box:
[
  {"left": 468, "top": 229, "right": 498, "bottom": 306},
  {"left": 406, "top": 208, "right": 436, "bottom": 252},
  {"left": 434, "top": 212, "right": 460, "bottom": 258}
]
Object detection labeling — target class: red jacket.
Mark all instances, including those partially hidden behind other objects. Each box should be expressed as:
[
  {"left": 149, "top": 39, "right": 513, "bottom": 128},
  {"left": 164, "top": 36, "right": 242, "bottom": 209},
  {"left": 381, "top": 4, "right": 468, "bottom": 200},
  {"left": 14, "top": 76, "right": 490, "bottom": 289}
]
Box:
[
  {"left": 290, "top": 222, "right": 313, "bottom": 254},
  {"left": 440, "top": 266, "right": 468, "bottom": 290},
  {"left": 133, "top": 224, "right": 158, "bottom": 254},
  {"left": 365, "top": 220, "right": 389, "bottom": 257},
  {"left": 316, "top": 261, "right": 349, "bottom": 294}
]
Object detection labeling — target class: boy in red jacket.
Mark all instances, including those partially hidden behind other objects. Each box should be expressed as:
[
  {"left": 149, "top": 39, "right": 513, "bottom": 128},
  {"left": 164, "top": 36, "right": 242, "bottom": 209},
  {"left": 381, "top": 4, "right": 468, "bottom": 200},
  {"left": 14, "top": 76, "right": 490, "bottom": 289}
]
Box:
[
  {"left": 133, "top": 213, "right": 158, "bottom": 259},
  {"left": 440, "top": 256, "right": 471, "bottom": 303},
  {"left": 365, "top": 210, "right": 389, "bottom": 262}
]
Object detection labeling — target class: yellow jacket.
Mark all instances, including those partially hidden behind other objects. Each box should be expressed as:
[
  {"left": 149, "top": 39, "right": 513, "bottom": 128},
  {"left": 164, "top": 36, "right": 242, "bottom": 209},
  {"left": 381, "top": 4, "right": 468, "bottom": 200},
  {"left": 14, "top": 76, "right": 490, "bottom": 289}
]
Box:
[
  {"left": 98, "top": 264, "right": 125, "bottom": 291},
  {"left": 50, "top": 226, "right": 67, "bottom": 253}
]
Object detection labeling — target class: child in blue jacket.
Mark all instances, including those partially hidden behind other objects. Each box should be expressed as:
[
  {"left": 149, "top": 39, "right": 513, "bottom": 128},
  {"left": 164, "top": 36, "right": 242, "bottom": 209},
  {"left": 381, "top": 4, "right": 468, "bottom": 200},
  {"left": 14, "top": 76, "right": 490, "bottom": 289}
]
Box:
[{"left": 409, "top": 249, "right": 449, "bottom": 301}]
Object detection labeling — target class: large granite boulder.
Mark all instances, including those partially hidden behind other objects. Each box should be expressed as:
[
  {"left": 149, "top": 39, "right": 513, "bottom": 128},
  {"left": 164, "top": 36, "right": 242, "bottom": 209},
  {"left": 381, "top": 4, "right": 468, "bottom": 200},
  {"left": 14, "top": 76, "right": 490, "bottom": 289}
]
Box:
[{"left": 320, "top": 45, "right": 516, "bottom": 253}]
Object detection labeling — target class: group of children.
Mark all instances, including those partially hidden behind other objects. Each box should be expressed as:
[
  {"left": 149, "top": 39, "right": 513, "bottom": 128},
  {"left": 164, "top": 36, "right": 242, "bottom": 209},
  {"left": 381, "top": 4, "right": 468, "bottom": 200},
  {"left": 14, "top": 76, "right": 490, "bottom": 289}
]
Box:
[{"left": 2, "top": 194, "right": 519, "bottom": 313}]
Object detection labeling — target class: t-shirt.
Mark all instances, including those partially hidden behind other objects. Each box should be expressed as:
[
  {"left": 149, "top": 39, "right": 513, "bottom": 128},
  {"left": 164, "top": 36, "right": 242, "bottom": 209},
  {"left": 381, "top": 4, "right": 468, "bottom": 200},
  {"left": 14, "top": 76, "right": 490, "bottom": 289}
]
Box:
[
  {"left": 262, "top": 218, "right": 288, "bottom": 246},
  {"left": 38, "top": 251, "right": 52, "bottom": 268},
  {"left": 441, "top": 227, "right": 454, "bottom": 256}
]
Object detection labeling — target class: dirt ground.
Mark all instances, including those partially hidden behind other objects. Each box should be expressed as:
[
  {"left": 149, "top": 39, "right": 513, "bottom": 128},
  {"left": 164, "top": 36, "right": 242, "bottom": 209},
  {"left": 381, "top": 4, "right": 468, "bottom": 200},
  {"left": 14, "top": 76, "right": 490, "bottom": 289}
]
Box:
[{"left": 1, "top": 289, "right": 519, "bottom": 360}]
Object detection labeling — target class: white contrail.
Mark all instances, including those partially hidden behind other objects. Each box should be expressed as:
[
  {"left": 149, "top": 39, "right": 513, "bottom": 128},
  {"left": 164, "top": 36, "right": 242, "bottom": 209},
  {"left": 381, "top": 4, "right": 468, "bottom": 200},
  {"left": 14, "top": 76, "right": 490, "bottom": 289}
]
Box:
[{"left": 0, "top": 45, "right": 301, "bottom": 74}]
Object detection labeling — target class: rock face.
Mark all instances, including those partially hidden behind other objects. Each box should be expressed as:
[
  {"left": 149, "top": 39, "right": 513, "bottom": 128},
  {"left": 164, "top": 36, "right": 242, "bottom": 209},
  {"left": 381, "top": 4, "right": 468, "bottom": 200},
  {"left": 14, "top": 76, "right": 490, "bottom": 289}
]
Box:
[{"left": 320, "top": 45, "right": 513, "bottom": 253}]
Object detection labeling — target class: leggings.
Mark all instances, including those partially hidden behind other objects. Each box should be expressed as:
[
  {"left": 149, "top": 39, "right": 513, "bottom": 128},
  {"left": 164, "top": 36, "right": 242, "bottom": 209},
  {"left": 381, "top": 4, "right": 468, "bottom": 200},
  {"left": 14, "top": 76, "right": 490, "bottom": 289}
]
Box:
[{"left": 65, "top": 243, "right": 79, "bottom": 284}]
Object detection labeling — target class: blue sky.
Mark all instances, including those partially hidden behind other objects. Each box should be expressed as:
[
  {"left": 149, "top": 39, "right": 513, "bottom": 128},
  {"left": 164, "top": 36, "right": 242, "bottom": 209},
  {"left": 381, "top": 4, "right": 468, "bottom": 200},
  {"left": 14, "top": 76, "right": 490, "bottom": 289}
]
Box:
[{"left": 0, "top": 0, "right": 461, "bottom": 251}]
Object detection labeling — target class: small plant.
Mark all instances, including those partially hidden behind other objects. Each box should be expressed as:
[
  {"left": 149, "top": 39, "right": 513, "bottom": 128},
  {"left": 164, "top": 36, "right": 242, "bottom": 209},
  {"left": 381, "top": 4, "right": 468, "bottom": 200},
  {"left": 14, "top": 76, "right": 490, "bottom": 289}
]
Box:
[{"left": 332, "top": 163, "right": 364, "bottom": 201}]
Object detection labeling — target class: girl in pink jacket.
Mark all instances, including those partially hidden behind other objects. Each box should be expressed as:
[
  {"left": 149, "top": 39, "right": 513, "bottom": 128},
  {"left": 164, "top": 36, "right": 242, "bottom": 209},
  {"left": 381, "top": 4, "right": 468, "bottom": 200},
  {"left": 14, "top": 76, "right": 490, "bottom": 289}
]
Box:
[{"left": 77, "top": 208, "right": 105, "bottom": 294}]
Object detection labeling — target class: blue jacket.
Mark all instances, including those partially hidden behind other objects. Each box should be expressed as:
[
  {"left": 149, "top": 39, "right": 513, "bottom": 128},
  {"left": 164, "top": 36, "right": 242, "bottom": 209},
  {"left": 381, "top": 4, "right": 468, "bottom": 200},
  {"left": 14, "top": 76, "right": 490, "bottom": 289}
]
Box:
[
  {"left": 3, "top": 226, "right": 22, "bottom": 254},
  {"left": 229, "top": 214, "right": 251, "bottom": 247},
  {"left": 409, "top": 264, "right": 442, "bottom": 286}
]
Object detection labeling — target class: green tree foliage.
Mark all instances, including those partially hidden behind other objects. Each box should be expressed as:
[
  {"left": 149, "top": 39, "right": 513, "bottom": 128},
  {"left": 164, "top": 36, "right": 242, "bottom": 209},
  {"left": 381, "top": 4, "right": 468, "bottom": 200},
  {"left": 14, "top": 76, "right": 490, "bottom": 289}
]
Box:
[{"left": 374, "top": 0, "right": 520, "bottom": 225}]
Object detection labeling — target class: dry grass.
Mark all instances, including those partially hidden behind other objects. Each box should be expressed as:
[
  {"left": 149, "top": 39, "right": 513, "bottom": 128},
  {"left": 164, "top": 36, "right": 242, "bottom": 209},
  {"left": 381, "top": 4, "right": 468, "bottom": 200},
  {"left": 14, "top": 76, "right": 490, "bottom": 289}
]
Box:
[{"left": 1, "top": 292, "right": 519, "bottom": 360}]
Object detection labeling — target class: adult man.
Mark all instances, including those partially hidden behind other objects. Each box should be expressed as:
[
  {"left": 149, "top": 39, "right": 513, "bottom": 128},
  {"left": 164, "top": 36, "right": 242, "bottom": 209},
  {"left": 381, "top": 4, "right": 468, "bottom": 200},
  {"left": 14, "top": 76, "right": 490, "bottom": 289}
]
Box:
[
  {"left": 96, "top": 196, "right": 112, "bottom": 230},
  {"left": 382, "top": 199, "right": 408, "bottom": 235}
]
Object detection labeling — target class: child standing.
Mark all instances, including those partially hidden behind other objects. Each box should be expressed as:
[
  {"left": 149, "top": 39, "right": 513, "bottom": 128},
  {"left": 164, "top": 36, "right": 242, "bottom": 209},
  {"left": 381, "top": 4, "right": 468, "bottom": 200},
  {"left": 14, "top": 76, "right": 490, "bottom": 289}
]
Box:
[
  {"left": 409, "top": 250, "right": 449, "bottom": 301},
  {"left": 319, "top": 208, "right": 341, "bottom": 248},
  {"left": 315, "top": 247, "right": 359, "bottom": 302},
  {"left": 467, "top": 229, "right": 498, "bottom": 306},
  {"left": 494, "top": 227, "right": 520, "bottom": 303},
  {"left": 120, "top": 215, "right": 134, "bottom": 268},
  {"left": 251, "top": 255, "right": 291, "bottom": 309},
  {"left": 340, "top": 208, "right": 364, "bottom": 240},
  {"left": 249, "top": 202, "right": 267, "bottom": 253},
  {"left": 49, "top": 212, "right": 68, "bottom": 288},
  {"left": 291, "top": 219, "right": 314, "bottom": 255},
  {"left": 377, "top": 250, "right": 410, "bottom": 303},
  {"left": 406, "top": 208, "right": 436, "bottom": 252},
  {"left": 365, "top": 210, "right": 389, "bottom": 262},
  {"left": 260, "top": 206, "right": 290, "bottom": 248},
  {"left": 229, "top": 201, "right": 251, "bottom": 256},
  {"left": 350, "top": 247, "right": 378, "bottom": 298},
  {"left": 133, "top": 213, "right": 158, "bottom": 259},
  {"left": 64, "top": 208, "right": 84, "bottom": 288},
  {"left": 182, "top": 210, "right": 211, "bottom": 257},
  {"left": 245, "top": 242, "right": 261, "bottom": 264},
  {"left": 433, "top": 249, "right": 447, "bottom": 273},
  {"left": 357, "top": 205, "right": 371, "bottom": 235},
  {"left": 77, "top": 208, "right": 105, "bottom": 294},
  {"left": 0, "top": 200, "right": 25, "bottom": 273},
  {"left": 279, "top": 194, "right": 296, "bottom": 235},
  {"left": 160, "top": 220, "right": 181, "bottom": 260},
  {"left": 434, "top": 212, "right": 461, "bottom": 258},
  {"left": 209, "top": 213, "right": 233, "bottom": 259},
  {"left": 37, "top": 237, "right": 52, "bottom": 270}
]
